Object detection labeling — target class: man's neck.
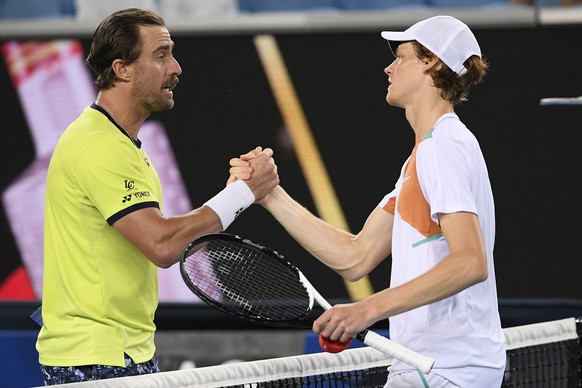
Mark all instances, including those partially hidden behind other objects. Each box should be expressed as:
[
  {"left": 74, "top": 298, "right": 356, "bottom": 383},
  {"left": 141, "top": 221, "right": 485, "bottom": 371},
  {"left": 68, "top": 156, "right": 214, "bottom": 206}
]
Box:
[{"left": 95, "top": 91, "right": 148, "bottom": 139}]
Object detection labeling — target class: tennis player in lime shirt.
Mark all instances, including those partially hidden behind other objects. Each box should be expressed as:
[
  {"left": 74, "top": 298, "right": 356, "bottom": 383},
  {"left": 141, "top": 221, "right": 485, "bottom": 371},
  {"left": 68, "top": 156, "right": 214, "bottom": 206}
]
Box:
[{"left": 37, "top": 8, "right": 279, "bottom": 385}]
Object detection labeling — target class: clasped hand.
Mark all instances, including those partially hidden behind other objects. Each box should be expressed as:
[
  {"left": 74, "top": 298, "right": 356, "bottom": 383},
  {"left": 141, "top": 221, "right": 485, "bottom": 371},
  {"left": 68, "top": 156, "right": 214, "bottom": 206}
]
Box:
[{"left": 228, "top": 146, "right": 278, "bottom": 203}]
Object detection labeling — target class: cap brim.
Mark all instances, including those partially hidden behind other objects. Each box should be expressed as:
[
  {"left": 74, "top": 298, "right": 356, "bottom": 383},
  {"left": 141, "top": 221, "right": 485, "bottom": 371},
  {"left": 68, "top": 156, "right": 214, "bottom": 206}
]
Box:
[
  {"left": 381, "top": 31, "right": 414, "bottom": 58},
  {"left": 380, "top": 31, "right": 413, "bottom": 42}
]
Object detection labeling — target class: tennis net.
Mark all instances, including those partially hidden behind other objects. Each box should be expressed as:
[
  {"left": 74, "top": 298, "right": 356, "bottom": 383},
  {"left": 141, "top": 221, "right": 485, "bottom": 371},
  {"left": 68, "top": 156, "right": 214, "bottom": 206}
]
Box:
[{"left": 43, "top": 317, "right": 581, "bottom": 387}]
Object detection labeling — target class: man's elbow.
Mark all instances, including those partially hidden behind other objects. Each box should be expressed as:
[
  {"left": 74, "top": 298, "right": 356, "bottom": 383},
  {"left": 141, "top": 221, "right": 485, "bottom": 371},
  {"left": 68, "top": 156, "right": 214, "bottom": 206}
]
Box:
[
  {"left": 339, "top": 268, "right": 369, "bottom": 283},
  {"left": 474, "top": 269, "right": 488, "bottom": 284},
  {"left": 146, "top": 245, "right": 181, "bottom": 269},
  {"left": 470, "top": 255, "right": 489, "bottom": 285}
]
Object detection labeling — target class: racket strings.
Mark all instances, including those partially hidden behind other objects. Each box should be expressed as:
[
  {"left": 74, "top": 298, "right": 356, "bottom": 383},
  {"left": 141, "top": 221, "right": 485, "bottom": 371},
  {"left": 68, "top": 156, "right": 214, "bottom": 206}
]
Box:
[{"left": 183, "top": 239, "right": 311, "bottom": 322}]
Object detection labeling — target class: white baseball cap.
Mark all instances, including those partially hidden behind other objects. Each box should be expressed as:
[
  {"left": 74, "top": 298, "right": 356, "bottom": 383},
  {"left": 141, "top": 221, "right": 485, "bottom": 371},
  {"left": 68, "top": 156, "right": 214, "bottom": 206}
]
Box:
[{"left": 381, "top": 15, "right": 481, "bottom": 76}]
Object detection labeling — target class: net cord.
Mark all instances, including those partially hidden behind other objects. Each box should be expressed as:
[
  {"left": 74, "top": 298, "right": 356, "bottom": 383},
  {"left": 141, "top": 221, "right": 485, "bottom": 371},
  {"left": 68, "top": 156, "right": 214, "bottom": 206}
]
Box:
[
  {"left": 33, "top": 317, "right": 580, "bottom": 387},
  {"left": 49, "top": 347, "right": 392, "bottom": 388},
  {"left": 504, "top": 317, "right": 577, "bottom": 350}
]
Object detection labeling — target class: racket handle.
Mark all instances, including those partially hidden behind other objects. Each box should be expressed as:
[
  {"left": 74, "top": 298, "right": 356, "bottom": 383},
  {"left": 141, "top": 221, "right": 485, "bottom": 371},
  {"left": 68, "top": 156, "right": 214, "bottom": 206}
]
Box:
[
  {"left": 358, "top": 330, "right": 435, "bottom": 374},
  {"left": 312, "top": 283, "right": 434, "bottom": 372}
]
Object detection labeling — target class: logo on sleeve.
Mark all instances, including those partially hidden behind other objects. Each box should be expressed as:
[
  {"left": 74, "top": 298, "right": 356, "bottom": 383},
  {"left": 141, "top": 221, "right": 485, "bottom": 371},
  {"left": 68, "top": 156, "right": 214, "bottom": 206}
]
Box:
[
  {"left": 121, "top": 179, "right": 151, "bottom": 203},
  {"left": 125, "top": 180, "right": 136, "bottom": 191}
]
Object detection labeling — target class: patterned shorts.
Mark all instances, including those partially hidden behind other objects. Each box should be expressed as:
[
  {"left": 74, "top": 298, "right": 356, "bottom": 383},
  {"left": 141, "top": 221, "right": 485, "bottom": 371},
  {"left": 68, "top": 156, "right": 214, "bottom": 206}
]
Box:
[{"left": 40, "top": 353, "right": 159, "bottom": 385}]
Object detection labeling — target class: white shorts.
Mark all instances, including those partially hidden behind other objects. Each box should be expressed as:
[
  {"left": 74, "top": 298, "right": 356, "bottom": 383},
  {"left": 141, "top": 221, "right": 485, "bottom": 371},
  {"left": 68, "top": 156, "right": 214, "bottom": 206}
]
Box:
[
  {"left": 385, "top": 370, "right": 458, "bottom": 387},
  {"left": 385, "top": 367, "right": 504, "bottom": 388}
]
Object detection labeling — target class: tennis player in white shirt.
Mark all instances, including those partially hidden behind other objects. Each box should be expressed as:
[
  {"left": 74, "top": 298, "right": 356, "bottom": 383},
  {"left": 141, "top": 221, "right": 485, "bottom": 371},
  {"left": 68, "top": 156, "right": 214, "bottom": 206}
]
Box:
[{"left": 231, "top": 15, "right": 506, "bottom": 387}]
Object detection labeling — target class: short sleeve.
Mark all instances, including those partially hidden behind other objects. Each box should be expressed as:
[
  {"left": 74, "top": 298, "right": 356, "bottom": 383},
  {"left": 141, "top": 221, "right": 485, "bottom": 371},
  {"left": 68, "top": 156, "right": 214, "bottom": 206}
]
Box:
[
  {"left": 75, "top": 137, "right": 160, "bottom": 224},
  {"left": 417, "top": 133, "right": 477, "bottom": 223}
]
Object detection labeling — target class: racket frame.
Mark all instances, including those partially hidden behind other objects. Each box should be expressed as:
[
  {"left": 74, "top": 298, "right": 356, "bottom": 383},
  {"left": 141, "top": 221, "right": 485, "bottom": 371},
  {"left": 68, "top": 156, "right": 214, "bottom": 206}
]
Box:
[
  {"left": 180, "top": 233, "right": 435, "bottom": 374},
  {"left": 180, "top": 233, "right": 314, "bottom": 327}
]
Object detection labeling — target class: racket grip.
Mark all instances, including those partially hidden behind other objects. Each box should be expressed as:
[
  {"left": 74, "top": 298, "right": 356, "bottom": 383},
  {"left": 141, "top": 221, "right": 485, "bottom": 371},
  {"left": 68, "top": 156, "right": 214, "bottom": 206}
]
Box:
[{"left": 359, "top": 330, "right": 435, "bottom": 374}]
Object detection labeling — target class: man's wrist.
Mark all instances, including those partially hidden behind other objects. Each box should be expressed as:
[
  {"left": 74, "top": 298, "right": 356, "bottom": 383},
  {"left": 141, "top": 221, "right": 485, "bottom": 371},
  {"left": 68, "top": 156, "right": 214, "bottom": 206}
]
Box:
[{"left": 204, "top": 179, "right": 255, "bottom": 230}]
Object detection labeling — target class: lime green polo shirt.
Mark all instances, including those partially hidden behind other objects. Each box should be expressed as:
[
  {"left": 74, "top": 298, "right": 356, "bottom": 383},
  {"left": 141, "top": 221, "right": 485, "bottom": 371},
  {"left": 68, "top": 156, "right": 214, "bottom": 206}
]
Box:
[{"left": 37, "top": 104, "right": 162, "bottom": 367}]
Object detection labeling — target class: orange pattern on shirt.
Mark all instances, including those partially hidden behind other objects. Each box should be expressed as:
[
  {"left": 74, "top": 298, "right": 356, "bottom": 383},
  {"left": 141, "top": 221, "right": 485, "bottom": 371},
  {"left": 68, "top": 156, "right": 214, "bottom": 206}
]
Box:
[{"left": 397, "top": 145, "right": 442, "bottom": 239}]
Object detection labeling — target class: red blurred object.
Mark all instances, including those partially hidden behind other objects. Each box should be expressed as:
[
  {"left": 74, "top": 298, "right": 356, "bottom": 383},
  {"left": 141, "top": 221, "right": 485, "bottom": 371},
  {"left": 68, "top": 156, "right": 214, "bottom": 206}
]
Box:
[
  {"left": 319, "top": 333, "right": 353, "bottom": 353},
  {"left": 0, "top": 266, "right": 36, "bottom": 300}
]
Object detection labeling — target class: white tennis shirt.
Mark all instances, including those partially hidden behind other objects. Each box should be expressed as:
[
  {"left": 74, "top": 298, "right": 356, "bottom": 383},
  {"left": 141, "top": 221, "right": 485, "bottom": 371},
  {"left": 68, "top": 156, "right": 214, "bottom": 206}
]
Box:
[{"left": 379, "top": 113, "right": 505, "bottom": 385}]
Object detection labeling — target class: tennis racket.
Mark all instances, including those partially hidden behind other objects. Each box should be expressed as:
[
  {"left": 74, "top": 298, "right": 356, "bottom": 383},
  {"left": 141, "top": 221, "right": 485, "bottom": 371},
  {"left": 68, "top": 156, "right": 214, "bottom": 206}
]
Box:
[{"left": 179, "top": 233, "right": 435, "bottom": 374}]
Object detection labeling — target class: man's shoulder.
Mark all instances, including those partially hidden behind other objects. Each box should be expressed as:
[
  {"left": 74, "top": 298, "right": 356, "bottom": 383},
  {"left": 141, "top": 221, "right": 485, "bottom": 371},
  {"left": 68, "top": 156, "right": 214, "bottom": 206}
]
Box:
[{"left": 59, "top": 107, "right": 123, "bottom": 151}]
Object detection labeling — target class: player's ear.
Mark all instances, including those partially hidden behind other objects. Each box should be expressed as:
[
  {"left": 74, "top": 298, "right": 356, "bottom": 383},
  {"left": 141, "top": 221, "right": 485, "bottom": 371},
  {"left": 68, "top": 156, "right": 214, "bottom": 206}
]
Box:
[
  {"left": 421, "top": 56, "right": 439, "bottom": 72},
  {"left": 111, "top": 59, "right": 131, "bottom": 82}
]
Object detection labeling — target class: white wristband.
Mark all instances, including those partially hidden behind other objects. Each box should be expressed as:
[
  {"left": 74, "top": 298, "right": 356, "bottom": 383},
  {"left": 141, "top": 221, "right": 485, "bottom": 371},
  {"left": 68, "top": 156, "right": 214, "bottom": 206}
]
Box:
[{"left": 204, "top": 179, "right": 255, "bottom": 230}]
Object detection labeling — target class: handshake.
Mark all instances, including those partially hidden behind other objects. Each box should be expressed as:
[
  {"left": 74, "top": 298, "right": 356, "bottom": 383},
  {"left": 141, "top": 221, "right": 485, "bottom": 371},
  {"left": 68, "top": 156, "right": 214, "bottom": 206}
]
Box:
[{"left": 227, "top": 146, "right": 279, "bottom": 204}]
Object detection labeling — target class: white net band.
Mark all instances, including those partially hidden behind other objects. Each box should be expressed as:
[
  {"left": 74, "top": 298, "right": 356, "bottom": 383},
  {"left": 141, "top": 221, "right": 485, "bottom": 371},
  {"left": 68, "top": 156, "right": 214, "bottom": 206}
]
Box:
[
  {"left": 52, "top": 346, "right": 392, "bottom": 388},
  {"left": 36, "top": 317, "right": 581, "bottom": 387}
]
